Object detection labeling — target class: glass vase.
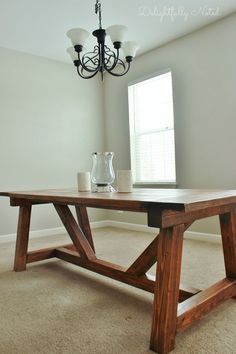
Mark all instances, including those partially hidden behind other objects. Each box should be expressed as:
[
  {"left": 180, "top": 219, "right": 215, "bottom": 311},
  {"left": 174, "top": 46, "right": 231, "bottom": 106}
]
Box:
[{"left": 91, "top": 152, "right": 115, "bottom": 192}]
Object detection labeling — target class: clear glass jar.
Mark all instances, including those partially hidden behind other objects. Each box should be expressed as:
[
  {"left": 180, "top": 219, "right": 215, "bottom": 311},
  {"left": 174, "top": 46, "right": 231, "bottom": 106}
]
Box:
[{"left": 91, "top": 152, "right": 115, "bottom": 192}]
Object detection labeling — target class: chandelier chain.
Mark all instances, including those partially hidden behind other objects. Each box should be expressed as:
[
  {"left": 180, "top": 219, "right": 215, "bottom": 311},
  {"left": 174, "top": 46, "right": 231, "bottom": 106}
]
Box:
[{"left": 95, "top": 0, "right": 102, "bottom": 29}]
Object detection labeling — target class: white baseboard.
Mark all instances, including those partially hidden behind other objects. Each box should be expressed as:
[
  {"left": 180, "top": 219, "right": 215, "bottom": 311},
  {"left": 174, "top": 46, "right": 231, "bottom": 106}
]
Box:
[
  {"left": 0, "top": 220, "right": 109, "bottom": 244},
  {"left": 104, "top": 220, "right": 221, "bottom": 244},
  {"left": 92, "top": 220, "right": 110, "bottom": 229},
  {"left": 0, "top": 227, "right": 65, "bottom": 244},
  {"left": 184, "top": 230, "right": 221, "bottom": 244},
  {"left": 0, "top": 219, "right": 221, "bottom": 244},
  {"left": 105, "top": 220, "right": 159, "bottom": 234}
]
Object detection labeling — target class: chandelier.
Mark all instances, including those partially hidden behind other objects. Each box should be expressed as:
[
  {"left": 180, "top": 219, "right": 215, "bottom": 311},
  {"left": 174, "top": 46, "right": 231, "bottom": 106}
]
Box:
[{"left": 66, "top": 0, "right": 139, "bottom": 80}]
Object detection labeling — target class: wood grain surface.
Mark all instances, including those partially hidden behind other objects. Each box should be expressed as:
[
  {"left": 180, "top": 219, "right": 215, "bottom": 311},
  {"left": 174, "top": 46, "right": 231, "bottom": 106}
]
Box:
[{"left": 1, "top": 188, "right": 236, "bottom": 213}]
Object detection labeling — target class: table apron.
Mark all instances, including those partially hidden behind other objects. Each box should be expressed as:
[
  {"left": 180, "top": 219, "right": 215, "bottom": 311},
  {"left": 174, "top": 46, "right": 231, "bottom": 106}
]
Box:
[
  {"left": 9, "top": 197, "right": 149, "bottom": 213},
  {"left": 148, "top": 203, "right": 236, "bottom": 228}
]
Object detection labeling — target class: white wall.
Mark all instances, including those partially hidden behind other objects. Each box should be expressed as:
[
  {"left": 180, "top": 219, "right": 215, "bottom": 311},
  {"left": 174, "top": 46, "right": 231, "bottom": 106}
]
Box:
[
  {"left": 1, "top": 13, "right": 235, "bottom": 237},
  {"left": 104, "top": 13, "right": 236, "bottom": 234},
  {"left": 0, "top": 47, "right": 105, "bottom": 236}
]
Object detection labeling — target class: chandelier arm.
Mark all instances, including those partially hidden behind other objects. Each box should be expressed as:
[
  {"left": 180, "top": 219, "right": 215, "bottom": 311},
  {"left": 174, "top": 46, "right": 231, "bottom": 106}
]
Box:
[
  {"left": 106, "top": 58, "right": 126, "bottom": 72},
  {"left": 103, "top": 45, "right": 116, "bottom": 57},
  {"left": 104, "top": 53, "right": 115, "bottom": 66},
  {"left": 81, "top": 56, "right": 99, "bottom": 72},
  {"left": 78, "top": 57, "right": 98, "bottom": 73},
  {"left": 77, "top": 65, "right": 100, "bottom": 79},
  {"left": 106, "top": 61, "right": 131, "bottom": 77},
  {"left": 78, "top": 47, "right": 100, "bottom": 73},
  {"left": 117, "top": 58, "right": 126, "bottom": 70},
  {"left": 104, "top": 47, "right": 119, "bottom": 71}
]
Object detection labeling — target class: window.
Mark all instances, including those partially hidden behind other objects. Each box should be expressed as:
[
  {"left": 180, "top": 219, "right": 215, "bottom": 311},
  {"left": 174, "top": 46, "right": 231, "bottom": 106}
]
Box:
[{"left": 128, "top": 71, "right": 176, "bottom": 184}]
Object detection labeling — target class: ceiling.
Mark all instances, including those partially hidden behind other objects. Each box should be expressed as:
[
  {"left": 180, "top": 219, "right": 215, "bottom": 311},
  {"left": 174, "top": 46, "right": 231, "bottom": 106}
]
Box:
[{"left": 0, "top": 0, "right": 235, "bottom": 63}]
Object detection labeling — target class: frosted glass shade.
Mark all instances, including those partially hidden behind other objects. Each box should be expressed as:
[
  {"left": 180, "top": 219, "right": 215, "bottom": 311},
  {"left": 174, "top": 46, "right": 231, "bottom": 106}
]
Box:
[
  {"left": 66, "top": 47, "right": 78, "bottom": 61},
  {"left": 106, "top": 25, "right": 127, "bottom": 43},
  {"left": 66, "top": 28, "right": 89, "bottom": 46},
  {"left": 123, "top": 41, "right": 139, "bottom": 58}
]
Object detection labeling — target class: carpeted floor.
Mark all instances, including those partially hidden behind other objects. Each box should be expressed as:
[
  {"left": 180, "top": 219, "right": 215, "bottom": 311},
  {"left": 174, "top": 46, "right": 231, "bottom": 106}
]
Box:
[{"left": 0, "top": 227, "right": 235, "bottom": 354}]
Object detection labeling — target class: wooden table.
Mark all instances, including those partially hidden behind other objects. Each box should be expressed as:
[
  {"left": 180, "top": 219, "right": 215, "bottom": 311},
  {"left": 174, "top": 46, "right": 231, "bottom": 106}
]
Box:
[{"left": 1, "top": 188, "right": 236, "bottom": 353}]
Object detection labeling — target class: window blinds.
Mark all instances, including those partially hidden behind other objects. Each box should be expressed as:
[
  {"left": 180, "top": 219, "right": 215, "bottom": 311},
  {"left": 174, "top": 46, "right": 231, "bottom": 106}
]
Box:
[{"left": 128, "top": 71, "right": 176, "bottom": 184}]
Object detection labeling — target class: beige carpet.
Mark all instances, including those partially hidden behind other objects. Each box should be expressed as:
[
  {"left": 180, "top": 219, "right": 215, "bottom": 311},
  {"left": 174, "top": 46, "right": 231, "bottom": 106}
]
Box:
[{"left": 0, "top": 227, "right": 235, "bottom": 354}]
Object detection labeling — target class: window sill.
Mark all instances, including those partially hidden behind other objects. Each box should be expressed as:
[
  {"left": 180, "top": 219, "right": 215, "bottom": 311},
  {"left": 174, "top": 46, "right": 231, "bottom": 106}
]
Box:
[{"left": 133, "top": 182, "right": 178, "bottom": 189}]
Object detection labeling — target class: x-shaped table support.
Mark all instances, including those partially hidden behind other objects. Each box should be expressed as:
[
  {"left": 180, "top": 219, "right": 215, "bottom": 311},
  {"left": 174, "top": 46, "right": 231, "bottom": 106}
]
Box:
[{"left": 1, "top": 188, "right": 236, "bottom": 354}]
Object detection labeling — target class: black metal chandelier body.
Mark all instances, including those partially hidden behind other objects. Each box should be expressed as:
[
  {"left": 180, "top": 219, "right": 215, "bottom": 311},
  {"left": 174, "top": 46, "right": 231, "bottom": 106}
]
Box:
[{"left": 66, "top": 0, "right": 138, "bottom": 80}]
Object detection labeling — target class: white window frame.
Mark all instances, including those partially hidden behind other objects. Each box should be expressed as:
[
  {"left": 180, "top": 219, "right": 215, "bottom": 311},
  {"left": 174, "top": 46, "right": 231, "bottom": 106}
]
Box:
[{"left": 128, "top": 69, "right": 177, "bottom": 187}]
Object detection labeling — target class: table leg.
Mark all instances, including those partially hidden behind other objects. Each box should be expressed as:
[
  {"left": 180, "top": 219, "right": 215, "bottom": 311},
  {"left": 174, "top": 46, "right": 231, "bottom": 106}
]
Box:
[
  {"left": 219, "top": 212, "right": 236, "bottom": 298},
  {"left": 54, "top": 204, "right": 95, "bottom": 261},
  {"left": 14, "top": 205, "right": 32, "bottom": 272},
  {"left": 150, "top": 224, "right": 184, "bottom": 354},
  {"left": 75, "top": 206, "right": 95, "bottom": 252}
]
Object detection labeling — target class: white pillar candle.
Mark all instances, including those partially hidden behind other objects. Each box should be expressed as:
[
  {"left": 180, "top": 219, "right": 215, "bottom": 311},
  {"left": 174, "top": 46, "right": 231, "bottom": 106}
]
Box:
[
  {"left": 117, "top": 170, "right": 133, "bottom": 193},
  {"left": 77, "top": 172, "right": 91, "bottom": 192}
]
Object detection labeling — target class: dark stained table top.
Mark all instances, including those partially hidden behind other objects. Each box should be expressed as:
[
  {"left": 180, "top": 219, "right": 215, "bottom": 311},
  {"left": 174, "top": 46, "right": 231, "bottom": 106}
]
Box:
[{"left": 1, "top": 188, "right": 236, "bottom": 212}]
